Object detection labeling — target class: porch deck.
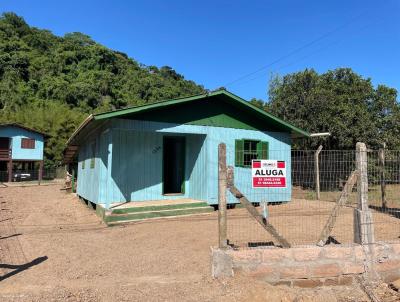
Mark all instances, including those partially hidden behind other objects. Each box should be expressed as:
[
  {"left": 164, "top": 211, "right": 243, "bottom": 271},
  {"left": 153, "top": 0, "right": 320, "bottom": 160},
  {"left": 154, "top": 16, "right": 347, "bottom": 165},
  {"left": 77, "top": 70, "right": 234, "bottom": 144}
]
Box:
[{"left": 0, "top": 148, "right": 11, "bottom": 160}]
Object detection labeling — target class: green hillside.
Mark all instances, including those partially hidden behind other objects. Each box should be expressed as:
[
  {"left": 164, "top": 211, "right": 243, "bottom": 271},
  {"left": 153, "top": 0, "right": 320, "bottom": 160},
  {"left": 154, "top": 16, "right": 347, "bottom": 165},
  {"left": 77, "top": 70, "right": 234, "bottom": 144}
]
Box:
[{"left": 0, "top": 12, "right": 205, "bottom": 166}]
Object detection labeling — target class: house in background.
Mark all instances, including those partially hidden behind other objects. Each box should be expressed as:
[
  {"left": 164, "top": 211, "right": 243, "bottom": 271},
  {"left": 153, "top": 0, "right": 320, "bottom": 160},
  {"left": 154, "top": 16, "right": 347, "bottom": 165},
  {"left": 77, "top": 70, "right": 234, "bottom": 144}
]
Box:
[
  {"left": 0, "top": 123, "right": 45, "bottom": 182},
  {"left": 64, "top": 90, "right": 309, "bottom": 210}
]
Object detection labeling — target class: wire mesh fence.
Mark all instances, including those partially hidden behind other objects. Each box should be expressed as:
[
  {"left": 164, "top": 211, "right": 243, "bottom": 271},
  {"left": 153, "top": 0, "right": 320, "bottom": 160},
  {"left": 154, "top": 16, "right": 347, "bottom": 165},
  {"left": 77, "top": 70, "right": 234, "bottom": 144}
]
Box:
[
  {"left": 224, "top": 145, "right": 400, "bottom": 249},
  {"left": 0, "top": 168, "right": 58, "bottom": 183},
  {"left": 367, "top": 150, "right": 400, "bottom": 243}
]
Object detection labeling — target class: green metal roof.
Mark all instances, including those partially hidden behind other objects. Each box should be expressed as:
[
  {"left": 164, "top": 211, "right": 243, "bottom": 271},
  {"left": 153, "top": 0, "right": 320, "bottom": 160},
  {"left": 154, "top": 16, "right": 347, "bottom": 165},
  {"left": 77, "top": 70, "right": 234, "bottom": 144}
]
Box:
[
  {"left": 93, "top": 90, "right": 309, "bottom": 137},
  {"left": 64, "top": 90, "right": 310, "bottom": 163}
]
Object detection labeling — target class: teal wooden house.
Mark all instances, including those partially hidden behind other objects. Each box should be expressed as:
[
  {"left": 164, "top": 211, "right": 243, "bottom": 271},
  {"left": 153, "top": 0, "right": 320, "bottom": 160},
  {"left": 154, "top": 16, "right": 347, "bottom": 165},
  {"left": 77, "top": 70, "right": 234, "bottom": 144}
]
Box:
[
  {"left": 64, "top": 90, "right": 309, "bottom": 209},
  {"left": 0, "top": 123, "right": 45, "bottom": 182}
]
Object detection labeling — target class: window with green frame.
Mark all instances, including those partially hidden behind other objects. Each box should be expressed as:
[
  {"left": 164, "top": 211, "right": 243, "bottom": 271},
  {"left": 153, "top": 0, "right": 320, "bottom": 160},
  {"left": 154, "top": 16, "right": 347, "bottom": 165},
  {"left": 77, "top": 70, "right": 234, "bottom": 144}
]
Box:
[
  {"left": 235, "top": 139, "right": 269, "bottom": 167},
  {"left": 90, "top": 141, "right": 96, "bottom": 169}
]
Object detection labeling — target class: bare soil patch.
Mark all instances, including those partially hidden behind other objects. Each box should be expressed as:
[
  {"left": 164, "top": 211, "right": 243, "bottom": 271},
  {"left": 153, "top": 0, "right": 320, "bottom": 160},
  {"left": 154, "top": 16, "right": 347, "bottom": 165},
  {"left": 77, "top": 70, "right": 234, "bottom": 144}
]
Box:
[{"left": 0, "top": 185, "right": 393, "bottom": 301}]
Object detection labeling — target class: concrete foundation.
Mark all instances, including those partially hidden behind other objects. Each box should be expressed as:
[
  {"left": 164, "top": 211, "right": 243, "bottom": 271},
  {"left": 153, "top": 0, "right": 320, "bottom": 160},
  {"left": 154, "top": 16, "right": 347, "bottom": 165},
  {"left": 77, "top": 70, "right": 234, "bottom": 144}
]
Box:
[
  {"left": 211, "top": 243, "right": 400, "bottom": 287},
  {"left": 211, "top": 247, "right": 233, "bottom": 277}
]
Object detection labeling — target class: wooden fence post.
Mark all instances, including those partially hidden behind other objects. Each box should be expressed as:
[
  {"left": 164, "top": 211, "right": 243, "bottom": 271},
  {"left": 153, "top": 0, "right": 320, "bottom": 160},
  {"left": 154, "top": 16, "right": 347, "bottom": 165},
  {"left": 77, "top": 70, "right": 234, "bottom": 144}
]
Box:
[
  {"left": 317, "top": 170, "right": 358, "bottom": 246},
  {"left": 354, "top": 142, "right": 375, "bottom": 244},
  {"left": 38, "top": 160, "right": 43, "bottom": 185},
  {"left": 227, "top": 166, "right": 234, "bottom": 189},
  {"left": 314, "top": 145, "right": 323, "bottom": 200},
  {"left": 7, "top": 159, "right": 12, "bottom": 183},
  {"left": 218, "top": 143, "right": 228, "bottom": 249},
  {"left": 378, "top": 148, "right": 387, "bottom": 210}
]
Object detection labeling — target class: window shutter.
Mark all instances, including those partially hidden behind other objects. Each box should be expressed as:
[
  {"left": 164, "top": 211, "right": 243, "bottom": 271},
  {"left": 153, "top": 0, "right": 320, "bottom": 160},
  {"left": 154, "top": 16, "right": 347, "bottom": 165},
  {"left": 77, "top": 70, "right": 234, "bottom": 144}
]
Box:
[
  {"left": 257, "top": 141, "right": 269, "bottom": 159},
  {"left": 235, "top": 139, "right": 244, "bottom": 167},
  {"left": 21, "top": 138, "right": 35, "bottom": 149}
]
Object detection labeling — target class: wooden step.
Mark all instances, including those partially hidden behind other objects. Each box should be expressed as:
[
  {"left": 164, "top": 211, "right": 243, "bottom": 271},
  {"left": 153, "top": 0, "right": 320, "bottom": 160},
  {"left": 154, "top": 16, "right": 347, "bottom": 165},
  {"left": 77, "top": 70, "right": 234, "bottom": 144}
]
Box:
[
  {"left": 111, "top": 201, "right": 209, "bottom": 214},
  {"left": 105, "top": 206, "right": 214, "bottom": 225}
]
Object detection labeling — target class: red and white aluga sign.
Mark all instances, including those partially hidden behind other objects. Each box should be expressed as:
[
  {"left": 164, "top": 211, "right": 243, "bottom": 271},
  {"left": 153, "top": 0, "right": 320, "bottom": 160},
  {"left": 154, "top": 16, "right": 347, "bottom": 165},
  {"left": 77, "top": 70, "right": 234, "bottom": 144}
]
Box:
[{"left": 252, "top": 160, "right": 286, "bottom": 188}]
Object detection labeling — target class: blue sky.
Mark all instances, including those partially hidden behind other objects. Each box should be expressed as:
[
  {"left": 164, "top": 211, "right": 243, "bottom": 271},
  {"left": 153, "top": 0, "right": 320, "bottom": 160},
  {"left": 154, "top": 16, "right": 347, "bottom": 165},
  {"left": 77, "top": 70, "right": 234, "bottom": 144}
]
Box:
[{"left": 1, "top": 0, "right": 399, "bottom": 101}]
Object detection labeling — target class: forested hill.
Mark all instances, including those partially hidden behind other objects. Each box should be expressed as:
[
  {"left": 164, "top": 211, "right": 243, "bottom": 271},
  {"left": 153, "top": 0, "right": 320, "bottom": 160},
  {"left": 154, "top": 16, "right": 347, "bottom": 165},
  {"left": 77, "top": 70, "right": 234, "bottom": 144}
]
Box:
[{"left": 0, "top": 12, "right": 206, "bottom": 166}]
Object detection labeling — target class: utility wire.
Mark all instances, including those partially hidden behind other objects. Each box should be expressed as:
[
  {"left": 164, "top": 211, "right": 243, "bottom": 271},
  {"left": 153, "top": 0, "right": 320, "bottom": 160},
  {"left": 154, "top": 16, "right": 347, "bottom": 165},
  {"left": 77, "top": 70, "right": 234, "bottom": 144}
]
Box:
[
  {"left": 227, "top": 13, "right": 385, "bottom": 90},
  {"left": 221, "top": 10, "right": 372, "bottom": 88}
]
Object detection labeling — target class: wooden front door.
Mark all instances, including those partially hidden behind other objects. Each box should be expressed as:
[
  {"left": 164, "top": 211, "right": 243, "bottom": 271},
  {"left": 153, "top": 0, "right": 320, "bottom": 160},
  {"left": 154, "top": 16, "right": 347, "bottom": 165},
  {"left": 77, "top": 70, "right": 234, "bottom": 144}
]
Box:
[{"left": 163, "top": 136, "right": 185, "bottom": 194}]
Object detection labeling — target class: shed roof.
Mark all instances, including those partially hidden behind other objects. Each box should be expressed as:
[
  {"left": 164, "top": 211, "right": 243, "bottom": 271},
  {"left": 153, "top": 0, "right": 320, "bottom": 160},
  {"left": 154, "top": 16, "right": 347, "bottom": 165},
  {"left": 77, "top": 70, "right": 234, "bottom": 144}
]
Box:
[{"left": 0, "top": 123, "right": 47, "bottom": 137}]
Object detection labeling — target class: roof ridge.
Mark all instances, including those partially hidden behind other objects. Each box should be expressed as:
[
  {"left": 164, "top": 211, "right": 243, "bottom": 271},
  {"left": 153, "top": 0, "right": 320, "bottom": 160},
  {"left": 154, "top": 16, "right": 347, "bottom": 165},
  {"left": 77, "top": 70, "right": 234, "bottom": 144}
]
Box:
[
  {"left": 93, "top": 91, "right": 219, "bottom": 117},
  {"left": 93, "top": 90, "right": 231, "bottom": 120}
]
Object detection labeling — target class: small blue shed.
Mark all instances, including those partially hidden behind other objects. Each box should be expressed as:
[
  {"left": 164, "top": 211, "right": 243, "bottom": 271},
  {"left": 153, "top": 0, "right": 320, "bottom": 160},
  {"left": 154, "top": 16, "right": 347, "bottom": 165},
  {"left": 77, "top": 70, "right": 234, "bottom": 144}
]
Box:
[
  {"left": 64, "top": 90, "right": 309, "bottom": 209},
  {"left": 0, "top": 123, "right": 45, "bottom": 182}
]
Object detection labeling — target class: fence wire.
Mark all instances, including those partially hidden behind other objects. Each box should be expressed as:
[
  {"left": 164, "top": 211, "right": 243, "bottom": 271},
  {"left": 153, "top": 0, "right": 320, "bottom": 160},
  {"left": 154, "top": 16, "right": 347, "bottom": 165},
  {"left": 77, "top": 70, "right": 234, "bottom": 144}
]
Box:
[
  {"left": 225, "top": 147, "right": 400, "bottom": 249},
  {"left": 0, "top": 168, "right": 58, "bottom": 183},
  {"left": 367, "top": 150, "right": 400, "bottom": 243}
]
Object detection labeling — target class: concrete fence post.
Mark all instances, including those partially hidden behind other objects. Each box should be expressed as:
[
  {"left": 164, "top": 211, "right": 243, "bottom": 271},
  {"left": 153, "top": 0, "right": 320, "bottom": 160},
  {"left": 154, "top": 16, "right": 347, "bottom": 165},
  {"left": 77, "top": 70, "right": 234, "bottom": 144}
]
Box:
[
  {"left": 354, "top": 142, "right": 375, "bottom": 244},
  {"left": 218, "top": 143, "right": 228, "bottom": 249},
  {"left": 314, "top": 145, "right": 323, "bottom": 200}
]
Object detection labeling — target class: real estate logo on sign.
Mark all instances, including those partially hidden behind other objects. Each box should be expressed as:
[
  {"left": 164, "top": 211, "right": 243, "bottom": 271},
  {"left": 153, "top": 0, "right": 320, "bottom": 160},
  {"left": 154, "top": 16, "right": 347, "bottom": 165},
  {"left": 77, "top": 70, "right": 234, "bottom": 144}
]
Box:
[{"left": 252, "top": 160, "right": 286, "bottom": 188}]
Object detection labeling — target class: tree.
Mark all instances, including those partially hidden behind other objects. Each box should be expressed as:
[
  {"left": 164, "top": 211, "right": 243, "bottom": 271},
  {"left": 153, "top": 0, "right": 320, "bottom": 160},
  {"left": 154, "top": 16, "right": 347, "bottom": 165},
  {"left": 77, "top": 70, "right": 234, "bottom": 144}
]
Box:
[
  {"left": 249, "top": 98, "right": 266, "bottom": 109},
  {"left": 0, "top": 12, "right": 206, "bottom": 166},
  {"left": 267, "top": 68, "right": 400, "bottom": 149}
]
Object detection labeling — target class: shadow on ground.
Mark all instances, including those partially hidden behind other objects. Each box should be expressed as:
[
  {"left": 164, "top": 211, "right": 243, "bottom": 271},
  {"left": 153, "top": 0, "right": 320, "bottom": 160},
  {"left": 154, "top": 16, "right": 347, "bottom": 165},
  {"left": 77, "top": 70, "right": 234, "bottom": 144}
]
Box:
[
  {"left": 0, "top": 256, "right": 48, "bottom": 282},
  {"left": 369, "top": 205, "right": 400, "bottom": 219},
  {"left": 0, "top": 233, "right": 22, "bottom": 240}
]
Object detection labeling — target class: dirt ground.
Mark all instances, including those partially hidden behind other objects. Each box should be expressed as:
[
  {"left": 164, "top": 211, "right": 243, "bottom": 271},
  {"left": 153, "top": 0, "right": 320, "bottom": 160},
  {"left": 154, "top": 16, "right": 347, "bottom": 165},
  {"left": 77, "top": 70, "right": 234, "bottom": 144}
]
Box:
[
  {"left": 0, "top": 185, "right": 397, "bottom": 302},
  {"left": 227, "top": 198, "right": 400, "bottom": 248}
]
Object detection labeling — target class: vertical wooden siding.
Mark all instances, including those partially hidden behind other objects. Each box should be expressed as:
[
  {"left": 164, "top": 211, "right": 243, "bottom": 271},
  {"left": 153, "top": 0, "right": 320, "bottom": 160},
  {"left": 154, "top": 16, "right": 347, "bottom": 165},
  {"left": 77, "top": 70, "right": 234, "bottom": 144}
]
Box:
[
  {"left": 77, "top": 134, "right": 101, "bottom": 203},
  {"left": 207, "top": 130, "right": 291, "bottom": 204},
  {"left": 186, "top": 134, "right": 208, "bottom": 201},
  {"left": 77, "top": 119, "right": 291, "bottom": 207},
  {"left": 107, "top": 130, "right": 209, "bottom": 203}
]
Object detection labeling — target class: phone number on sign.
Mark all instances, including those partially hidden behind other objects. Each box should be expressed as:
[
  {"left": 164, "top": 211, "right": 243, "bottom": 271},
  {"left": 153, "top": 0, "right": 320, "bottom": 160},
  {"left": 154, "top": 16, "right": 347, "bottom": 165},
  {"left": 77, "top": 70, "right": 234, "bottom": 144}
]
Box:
[{"left": 252, "top": 177, "right": 286, "bottom": 187}]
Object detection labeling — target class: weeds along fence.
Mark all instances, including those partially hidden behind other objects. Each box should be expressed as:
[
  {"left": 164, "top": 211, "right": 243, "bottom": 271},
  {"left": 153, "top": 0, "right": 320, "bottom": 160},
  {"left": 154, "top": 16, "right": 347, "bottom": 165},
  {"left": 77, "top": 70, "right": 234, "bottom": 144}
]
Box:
[{"left": 220, "top": 143, "right": 400, "bottom": 249}]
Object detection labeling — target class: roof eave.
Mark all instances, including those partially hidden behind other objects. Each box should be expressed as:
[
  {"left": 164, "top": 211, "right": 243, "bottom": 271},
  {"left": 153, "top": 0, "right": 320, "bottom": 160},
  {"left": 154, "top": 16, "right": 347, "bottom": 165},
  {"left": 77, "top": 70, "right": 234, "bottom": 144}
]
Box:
[{"left": 66, "top": 114, "right": 94, "bottom": 146}]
